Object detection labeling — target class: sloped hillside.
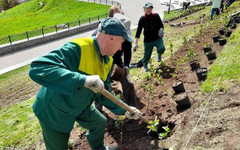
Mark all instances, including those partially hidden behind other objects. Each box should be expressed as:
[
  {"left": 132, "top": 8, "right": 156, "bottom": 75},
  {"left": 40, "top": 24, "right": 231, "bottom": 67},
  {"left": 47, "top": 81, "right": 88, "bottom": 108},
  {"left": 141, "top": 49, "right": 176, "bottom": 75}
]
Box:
[{"left": 0, "top": 0, "right": 109, "bottom": 36}]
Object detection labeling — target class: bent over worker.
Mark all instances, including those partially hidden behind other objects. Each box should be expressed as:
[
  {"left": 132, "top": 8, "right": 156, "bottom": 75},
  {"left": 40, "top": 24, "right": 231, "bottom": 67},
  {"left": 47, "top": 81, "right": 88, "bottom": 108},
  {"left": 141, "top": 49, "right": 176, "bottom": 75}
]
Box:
[{"left": 29, "top": 17, "right": 141, "bottom": 150}]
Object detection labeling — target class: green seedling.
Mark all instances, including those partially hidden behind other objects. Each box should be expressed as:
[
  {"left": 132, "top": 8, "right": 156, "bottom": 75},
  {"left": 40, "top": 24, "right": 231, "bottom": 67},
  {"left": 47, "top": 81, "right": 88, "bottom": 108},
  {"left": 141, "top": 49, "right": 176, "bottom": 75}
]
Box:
[
  {"left": 147, "top": 119, "right": 159, "bottom": 132},
  {"left": 202, "top": 100, "right": 206, "bottom": 105},
  {"left": 141, "top": 83, "right": 146, "bottom": 88},
  {"left": 115, "top": 94, "right": 121, "bottom": 99},
  {"left": 68, "top": 139, "right": 74, "bottom": 149},
  {"left": 204, "top": 42, "right": 210, "bottom": 47},
  {"left": 158, "top": 125, "right": 171, "bottom": 140},
  {"left": 115, "top": 115, "right": 125, "bottom": 142},
  {"left": 145, "top": 73, "right": 151, "bottom": 81},
  {"left": 115, "top": 115, "right": 125, "bottom": 128}
]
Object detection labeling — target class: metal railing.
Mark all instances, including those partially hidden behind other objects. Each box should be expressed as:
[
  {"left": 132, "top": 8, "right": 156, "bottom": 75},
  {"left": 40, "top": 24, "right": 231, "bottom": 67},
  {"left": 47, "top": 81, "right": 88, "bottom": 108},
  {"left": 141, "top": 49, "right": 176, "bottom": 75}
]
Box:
[{"left": 0, "top": 0, "right": 121, "bottom": 46}]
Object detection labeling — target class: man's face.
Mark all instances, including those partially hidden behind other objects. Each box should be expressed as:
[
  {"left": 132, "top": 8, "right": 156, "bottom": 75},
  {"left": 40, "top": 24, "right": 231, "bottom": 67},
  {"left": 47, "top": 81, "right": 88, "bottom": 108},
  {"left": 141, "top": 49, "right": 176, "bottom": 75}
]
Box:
[
  {"left": 144, "top": 7, "right": 153, "bottom": 15},
  {"left": 107, "top": 35, "right": 125, "bottom": 56}
]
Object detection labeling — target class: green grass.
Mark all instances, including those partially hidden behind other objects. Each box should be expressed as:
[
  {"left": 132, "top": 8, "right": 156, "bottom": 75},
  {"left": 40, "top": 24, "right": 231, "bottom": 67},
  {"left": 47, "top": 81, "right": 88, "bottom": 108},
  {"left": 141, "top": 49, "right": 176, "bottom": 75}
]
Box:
[
  {"left": 201, "top": 26, "right": 240, "bottom": 92},
  {"left": 0, "top": 97, "right": 42, "bottom": 148},
  {"left": 0, "top": 0, "right": 110, "bottom": 37},
  {"left": 0, "top": 65, "right": 30, "bottom": 90}
]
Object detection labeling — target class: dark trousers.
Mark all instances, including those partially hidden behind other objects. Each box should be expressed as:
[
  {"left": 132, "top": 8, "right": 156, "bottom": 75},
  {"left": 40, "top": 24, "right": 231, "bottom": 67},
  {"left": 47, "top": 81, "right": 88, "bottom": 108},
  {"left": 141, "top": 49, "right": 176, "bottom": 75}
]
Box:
[
  {"left": 113, "top": 40, "right": 132, "bottom": 68},
  {"left": 210, "top": 8, "right": 220, "bottom": 20},
  {"left": 220, "top": 0, "right": 224, "bottom": 12},
  {"left": 225, "top": 0, "right": 235, "bottom": 9}
]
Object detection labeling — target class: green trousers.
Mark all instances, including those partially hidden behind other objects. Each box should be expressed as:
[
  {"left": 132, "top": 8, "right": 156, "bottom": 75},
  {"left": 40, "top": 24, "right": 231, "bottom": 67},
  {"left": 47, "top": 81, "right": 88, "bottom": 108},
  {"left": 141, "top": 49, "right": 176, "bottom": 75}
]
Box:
[
  {"left": 39, "top": 105, "right": 107, "bottom": 150},
  {"left": 142, "top": 38, "right": 165, "bottom": 66}
]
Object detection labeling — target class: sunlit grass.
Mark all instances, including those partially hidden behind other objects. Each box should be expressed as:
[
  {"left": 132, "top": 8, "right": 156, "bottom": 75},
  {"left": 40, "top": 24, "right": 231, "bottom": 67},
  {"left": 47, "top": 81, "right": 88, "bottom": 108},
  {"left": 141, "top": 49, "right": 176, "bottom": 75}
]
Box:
[
  {"left": 0, "top": 0, "right": 110, "bottom": 37},
  {"left": 0, "top": 97, "right": 42, "bottom": 148}
]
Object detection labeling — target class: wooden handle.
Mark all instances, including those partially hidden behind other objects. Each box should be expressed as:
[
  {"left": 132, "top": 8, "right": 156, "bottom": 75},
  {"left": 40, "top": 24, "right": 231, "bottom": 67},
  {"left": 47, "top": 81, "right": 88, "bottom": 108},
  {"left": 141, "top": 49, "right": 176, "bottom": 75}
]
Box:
[{"left": 100, "top": 89, "right": 149, "bottom": 124}]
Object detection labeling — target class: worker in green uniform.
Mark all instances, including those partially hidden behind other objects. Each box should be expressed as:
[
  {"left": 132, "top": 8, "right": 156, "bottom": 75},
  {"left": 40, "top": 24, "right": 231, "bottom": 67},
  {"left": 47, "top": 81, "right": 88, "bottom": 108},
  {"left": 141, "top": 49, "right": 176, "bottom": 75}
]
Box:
[{"left": 29, "top": 17, "right": 141, "bottom": 150}]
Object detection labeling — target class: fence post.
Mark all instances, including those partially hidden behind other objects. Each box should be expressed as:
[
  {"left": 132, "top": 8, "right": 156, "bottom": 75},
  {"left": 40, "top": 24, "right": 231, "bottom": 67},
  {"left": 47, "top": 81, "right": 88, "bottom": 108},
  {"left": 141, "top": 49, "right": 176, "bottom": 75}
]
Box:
[
  {"left": 100, "top": 0, "right": 101, "bottom": 4},
  {"left": 89, "top": 17, "right": 91, "bottom": 23},
  {"left": 98, "top": 15, "right": 100, "bottom": 21},
  {"left": 8, "top": 35, "right": 12, "bottom": 44},
  {"left": 94, "top": 0, "right": 95, "bottom": 2},
  {"left": 106, "top": 13, "right": 107, "bottom": 18},
  {"left": 79, "top": 20, "right": 81, "bottom": 26},
  {"left": 67, "top": 23, "right": 70, "bottom": 29},
  {"left": 55, "top": 25, "right": 58, "bottom": 33},
  {"left": 112, "top": 1, "right": 113, "bottom": 5},
  {"left": 42, "top": 28, "right": 44, "bottom": 37},
  {"left": 106, "top": 0, "right": 107, "bottom": 4},
  {"left": 26, "top": 32, "right": 29, "bottom": 40}
]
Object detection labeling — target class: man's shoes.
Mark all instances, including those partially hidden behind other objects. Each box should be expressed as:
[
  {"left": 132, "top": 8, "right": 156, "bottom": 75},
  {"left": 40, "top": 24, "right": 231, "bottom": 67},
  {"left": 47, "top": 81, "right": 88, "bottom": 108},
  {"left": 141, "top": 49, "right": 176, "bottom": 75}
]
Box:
[
  {"left": 157, "top": 55, "right": 162, "bottom": 62},
  {"left": 106, "top": 145, "right": 118, "bottom": 150},
  {"left": 144, "top": 65, "right": 149, "bottom": 72}
]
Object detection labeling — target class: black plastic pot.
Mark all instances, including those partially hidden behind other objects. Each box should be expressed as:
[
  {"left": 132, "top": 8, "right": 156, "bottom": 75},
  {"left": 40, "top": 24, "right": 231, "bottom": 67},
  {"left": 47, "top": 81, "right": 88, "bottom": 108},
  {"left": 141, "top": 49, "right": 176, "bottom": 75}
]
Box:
[
  {"left": 206, "top": 50, "right": 217, "bottom": 60},
  {"left": 212, "top": 35, "right": 221, "bottom": 43},
  {"left": 189, "top": 59, "right": 200, "bottom": 71},
  {"left": 231, "top": 24, "right": 237, "bottom": 29},
  {"left": 172, "top": 80, "right": 185, "bottom": 94},
  {"left": 218, "top": 38, "right": 227, "bottom": 46},
  {"left": 225, "top": 30, "right": 232, "bottom": 37},
  {"left": 195, "top": 67, "right": 207, "bottom": 81},
  {"left": 202, "top": 45, "right": 212, "bottom": 53},
  {"left": 235, "top": 17, "right": 240, "bottom": 23},
  {"left": 174, "top": 92, "right": 191, "bottom": 111},
  {"left": 218, "top": 28, "right": 225, "bottom": 35}
]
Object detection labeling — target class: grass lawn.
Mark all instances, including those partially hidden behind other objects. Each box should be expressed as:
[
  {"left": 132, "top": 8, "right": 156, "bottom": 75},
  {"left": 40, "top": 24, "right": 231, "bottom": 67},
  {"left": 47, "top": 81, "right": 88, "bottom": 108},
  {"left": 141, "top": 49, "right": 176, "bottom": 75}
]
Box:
[{"left": 0, "top": 0, "right": 110, "bottom": 37}]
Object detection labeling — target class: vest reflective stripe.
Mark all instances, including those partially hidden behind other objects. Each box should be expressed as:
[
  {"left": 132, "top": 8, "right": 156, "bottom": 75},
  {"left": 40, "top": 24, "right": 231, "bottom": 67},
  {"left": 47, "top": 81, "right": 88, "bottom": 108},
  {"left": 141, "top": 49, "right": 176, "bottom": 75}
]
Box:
[{"left": 72, "top": 37, "right": 113, "bottom": 82}]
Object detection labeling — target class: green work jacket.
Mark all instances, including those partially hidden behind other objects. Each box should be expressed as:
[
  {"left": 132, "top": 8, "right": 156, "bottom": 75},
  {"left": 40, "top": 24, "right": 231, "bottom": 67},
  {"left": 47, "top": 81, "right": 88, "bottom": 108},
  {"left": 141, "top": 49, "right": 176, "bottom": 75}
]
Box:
[{"left": 29, "top": 37, "right": 126, "bottom": 133}]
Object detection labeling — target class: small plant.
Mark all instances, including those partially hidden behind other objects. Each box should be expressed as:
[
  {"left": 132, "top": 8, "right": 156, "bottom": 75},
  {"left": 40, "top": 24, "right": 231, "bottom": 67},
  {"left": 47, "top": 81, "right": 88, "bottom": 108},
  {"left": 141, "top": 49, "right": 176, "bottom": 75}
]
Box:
[
  {"left": 115, "top": 115, "right": 125, "bottom": 142},
  {"left": 199, "top": 24, "right": 204, "bottom": 39},
  {"left": 115, "top": 115, "right": 125, "bottom": 128},
  {"left": 145, "top": 73, "right": 151, "bottom": 81},
  {"left": 68, "top": 139, "right": 74, "bottom": 149},
  {"left": 204, "top": 42, "right": 210, "bottom": 47},
  {"left": 158, "top": 125, "right": 171, "bottom": 140},
  {"left": 147, "top": 117, "right": 159, "bottom": 132},
  {"left": 141, "top": 83, "right": 146, "bottom": 88},
  {"left": 182, "top": 35, "right": 188, "bottom": 47}
]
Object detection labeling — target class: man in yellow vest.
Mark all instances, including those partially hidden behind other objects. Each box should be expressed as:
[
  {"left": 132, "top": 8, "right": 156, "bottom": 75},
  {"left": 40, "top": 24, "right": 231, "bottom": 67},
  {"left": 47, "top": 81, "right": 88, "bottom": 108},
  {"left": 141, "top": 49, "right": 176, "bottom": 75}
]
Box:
[{"left": 29, "top": 17, "right": 141, "bottom": 150}]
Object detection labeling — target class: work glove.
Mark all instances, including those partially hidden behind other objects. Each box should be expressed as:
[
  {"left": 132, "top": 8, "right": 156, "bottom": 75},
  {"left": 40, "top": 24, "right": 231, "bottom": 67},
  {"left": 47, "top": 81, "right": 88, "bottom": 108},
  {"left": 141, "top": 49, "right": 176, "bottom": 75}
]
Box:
[
  {"left": 158, "top": 28, "right": 164, "bottom": 38},
  {"left": 125, "top": 106, "right": 142, "bottom": 120},
  {"left": 132, "top": 43, "right": 138, "bottom": 52},
  {"left": 84, "top": 75, "right": 104, "bottom": 93}
]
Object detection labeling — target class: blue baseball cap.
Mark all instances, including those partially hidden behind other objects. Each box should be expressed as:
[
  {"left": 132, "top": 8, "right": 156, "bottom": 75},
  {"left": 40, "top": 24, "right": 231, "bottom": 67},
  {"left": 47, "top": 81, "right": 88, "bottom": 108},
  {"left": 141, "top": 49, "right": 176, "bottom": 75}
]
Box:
[
  {"left": 98, "top": 17, "right": 134, "bottom": 42},
  {"left": 143, "top": 2, "right": 153, "bottom": 8}
]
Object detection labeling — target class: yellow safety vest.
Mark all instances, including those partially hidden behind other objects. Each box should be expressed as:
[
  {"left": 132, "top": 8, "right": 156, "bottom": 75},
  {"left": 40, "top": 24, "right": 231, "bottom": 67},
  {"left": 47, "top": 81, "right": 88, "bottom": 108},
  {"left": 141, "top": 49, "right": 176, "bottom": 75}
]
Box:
[{"left": 72, "top": 37, "right": 113, "bottom": 81}]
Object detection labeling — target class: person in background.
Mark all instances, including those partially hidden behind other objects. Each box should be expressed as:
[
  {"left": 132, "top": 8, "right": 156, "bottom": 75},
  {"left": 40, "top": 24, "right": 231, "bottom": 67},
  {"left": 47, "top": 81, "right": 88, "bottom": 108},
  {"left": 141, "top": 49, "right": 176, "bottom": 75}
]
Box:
[
  {"left": 220, "top": 0, "right": 224, "bottom": 13},
  {"left": 93, "top": 5, "right": 137, "bottom": 111},
  {"left": 132, "top": 2, "right": 165, "bottom": 72},
  {"left": 206, "top": 0, "right": 221, "bottom": 20},
  {"left": 94, "top": 5, "right": 132, "bottom": 68},
  {"left": 29, "top": 17, "right": 141, "bottom": 150},
  {"left": 225, "top": 0, "right": 235, "bottom": 9},
  {"left": 181, "top": 1, "right": 191, "bottom": 11}
]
